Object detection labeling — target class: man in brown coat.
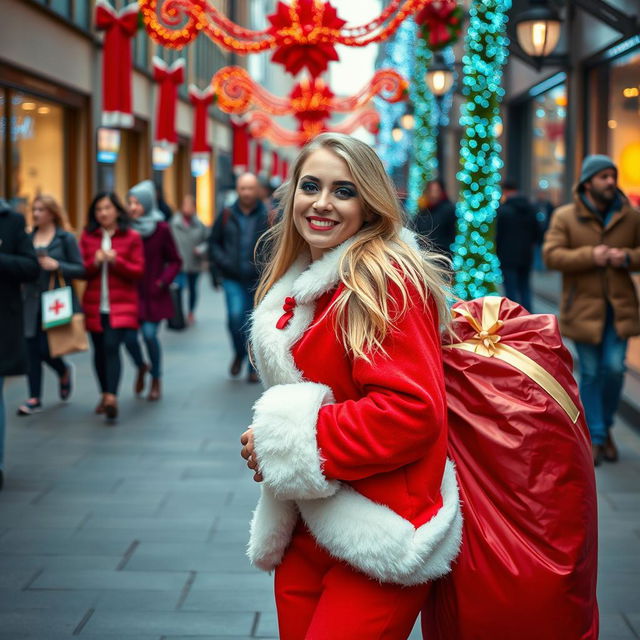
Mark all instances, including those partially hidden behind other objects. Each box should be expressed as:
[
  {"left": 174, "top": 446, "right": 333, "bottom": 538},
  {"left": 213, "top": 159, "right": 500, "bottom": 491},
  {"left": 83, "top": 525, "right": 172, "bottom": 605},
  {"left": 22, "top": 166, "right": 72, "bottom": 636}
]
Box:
[{"left": 543, "top": 155, "right": 640, "bottom": 466}]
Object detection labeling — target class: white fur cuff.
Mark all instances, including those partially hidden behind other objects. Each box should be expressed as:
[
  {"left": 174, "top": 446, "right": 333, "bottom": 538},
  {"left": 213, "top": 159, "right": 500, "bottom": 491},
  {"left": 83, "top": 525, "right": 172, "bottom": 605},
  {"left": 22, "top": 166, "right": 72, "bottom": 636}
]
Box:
[{"left": 251, "top": 382, "right": 339, "bottom": 500}]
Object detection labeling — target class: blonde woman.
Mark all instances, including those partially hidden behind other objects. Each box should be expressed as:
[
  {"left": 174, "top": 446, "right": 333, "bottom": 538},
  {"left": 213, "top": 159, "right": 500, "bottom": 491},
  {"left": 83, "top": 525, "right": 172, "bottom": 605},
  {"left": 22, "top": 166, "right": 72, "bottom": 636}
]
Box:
[
  {"left": 240, "top": 133, "right": 462, "bottom": 639},
  {"left": 18, "top": 195, "right": 84, "bottom": 415}
]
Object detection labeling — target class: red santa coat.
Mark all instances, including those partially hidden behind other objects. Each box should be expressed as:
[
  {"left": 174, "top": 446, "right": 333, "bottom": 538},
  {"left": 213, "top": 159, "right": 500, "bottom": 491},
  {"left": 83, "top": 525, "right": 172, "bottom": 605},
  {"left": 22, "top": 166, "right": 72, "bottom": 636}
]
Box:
[{"left": 248, "top": 230, "right": 462, "bottom": 586}]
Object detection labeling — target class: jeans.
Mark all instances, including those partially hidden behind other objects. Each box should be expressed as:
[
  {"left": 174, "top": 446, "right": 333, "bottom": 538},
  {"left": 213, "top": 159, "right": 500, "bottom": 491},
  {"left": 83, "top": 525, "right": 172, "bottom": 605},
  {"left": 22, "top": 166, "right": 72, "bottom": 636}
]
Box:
[
  {"left": 502, "top": 266, "right": 533, "bottom": 312},
  {"left": 124, "top": 321, "right": 162, "bottom": 379},
  {"left": 26, "top": 328, "right": 68, "bottom": 399},
  {"left": 175, "top": 271, "right": 200, "bottom": 314},
  {"left": 90, "top": 314, "right": 127, "bottom": 395},
  {"left": 0, "top": 376, "right": 5, "bottom": 471},
  {"left": 574, "top": 308, "right": 627, "bottom": 445},
  {"left": 222, "top": 279, "right": 254, "bottom": 370}
]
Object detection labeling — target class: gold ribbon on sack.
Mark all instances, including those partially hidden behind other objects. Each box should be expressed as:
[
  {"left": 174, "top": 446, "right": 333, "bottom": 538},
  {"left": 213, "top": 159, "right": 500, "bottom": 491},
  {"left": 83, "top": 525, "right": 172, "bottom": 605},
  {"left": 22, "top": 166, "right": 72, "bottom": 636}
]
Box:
[{"left": 445, "top": 296, "right": 580, "bottom": 424}]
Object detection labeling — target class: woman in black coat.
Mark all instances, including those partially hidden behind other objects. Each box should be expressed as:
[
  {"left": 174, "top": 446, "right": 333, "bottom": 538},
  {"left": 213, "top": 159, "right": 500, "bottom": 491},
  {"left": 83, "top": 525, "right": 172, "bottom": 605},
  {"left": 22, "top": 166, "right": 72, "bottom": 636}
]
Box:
[
  {"left": 17, "top": 196, "right": 85, "bottom": 415},
  {"left": 0, "top": 199, "right": 39, "bottom": 489}
]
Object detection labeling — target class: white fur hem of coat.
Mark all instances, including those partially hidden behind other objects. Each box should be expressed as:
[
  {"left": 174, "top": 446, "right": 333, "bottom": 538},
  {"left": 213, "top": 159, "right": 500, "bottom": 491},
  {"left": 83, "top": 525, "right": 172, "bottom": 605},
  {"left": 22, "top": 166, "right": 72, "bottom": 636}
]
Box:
[
  {"left": 248, "top": 459, "right": 462, "bottom": 586},
  {"left": 251, "top": 382, "right": 340, "bottom": 501}
]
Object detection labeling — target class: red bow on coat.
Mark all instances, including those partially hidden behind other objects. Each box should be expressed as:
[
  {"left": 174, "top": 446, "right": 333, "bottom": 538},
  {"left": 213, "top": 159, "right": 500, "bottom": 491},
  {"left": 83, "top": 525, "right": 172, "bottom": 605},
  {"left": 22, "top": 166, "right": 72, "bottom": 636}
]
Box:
[
  {"left": 153, "top": 57, "right": 185, "bottom": 150},
  {"left": 95, "top": 0, "right": 139, "bottom": 128}
]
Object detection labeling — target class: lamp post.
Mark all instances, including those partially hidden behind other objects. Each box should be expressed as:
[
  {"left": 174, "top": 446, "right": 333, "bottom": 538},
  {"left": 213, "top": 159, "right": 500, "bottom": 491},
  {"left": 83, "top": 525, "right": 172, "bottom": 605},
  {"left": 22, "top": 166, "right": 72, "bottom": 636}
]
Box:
[
  {"left": 514, "top": 0, "right": 562, "bottom": 66},
  {"left": 424, "top": 54, "right": 455, "bottom": 97}
]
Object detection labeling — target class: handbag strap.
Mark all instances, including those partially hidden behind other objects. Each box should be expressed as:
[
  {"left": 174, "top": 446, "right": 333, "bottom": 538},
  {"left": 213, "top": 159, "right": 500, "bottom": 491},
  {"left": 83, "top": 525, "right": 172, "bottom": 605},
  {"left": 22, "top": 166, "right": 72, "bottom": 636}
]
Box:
[{"left": 48, "top": 270, "right": 67, "bottom": 290}]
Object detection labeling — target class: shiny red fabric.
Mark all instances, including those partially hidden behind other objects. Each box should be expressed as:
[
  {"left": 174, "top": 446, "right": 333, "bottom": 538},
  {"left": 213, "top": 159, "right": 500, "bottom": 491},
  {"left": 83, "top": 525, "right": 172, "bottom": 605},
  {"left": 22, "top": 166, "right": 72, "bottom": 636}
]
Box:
[{"left": 422, "top": 297, "right": 599, "bottom": 640}]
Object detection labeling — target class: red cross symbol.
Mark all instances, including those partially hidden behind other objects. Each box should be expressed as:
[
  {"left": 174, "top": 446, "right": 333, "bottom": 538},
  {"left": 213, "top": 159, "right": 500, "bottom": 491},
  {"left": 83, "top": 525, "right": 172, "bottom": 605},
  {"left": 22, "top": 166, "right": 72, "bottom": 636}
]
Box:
[{"left": 49, "top": 299, "right": 65, "bottom": 315}]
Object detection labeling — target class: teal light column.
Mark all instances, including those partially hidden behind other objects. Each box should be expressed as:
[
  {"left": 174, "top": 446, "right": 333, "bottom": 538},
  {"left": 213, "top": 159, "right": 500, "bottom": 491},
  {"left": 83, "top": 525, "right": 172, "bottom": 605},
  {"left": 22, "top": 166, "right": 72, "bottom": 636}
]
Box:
[{"left": 452, "top": 0, "right": 511, "bottom": 300}]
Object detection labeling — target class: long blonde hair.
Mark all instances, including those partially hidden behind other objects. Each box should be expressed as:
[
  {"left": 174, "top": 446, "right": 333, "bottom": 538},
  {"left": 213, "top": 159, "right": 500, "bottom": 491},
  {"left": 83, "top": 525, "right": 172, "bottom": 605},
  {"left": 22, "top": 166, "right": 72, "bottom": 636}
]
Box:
[
  {"left": 255, "top": 133, "right": 452, "bottom": 361},
  {"left": 33, "top": 194, "right": 71, "bottom": 231}
]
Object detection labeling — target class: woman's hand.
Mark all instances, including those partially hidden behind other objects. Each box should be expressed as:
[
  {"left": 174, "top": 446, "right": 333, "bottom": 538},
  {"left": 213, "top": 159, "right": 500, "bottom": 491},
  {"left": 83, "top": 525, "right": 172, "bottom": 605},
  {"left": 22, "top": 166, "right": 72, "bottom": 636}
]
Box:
[
  {"left": 94, "top": 249, "right": 106, "bottom": 266},
  {"left": 240, "top": 429, "right": 263, "bottom": 482},
  {"left": 38, "top": 256, "right": 59, "bottom": 271},
  {"left": 105, "top": 249, "right": 117, "bottom": 263}
]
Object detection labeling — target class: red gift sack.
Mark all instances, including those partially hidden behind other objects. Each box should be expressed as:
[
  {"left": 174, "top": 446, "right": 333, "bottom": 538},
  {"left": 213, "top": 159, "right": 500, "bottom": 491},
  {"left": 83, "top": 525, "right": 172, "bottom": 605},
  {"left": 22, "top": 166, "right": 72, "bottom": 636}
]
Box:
[{"left": 422, "top": 297, "right": 598, "bottom": 640}]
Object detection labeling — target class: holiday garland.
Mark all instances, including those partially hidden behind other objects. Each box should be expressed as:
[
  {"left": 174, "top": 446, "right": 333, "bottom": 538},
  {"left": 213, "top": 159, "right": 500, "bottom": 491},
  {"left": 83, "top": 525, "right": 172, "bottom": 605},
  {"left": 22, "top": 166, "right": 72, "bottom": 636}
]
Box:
[{"left": 452, "top": 0, "right": 511, "bottom": 300}]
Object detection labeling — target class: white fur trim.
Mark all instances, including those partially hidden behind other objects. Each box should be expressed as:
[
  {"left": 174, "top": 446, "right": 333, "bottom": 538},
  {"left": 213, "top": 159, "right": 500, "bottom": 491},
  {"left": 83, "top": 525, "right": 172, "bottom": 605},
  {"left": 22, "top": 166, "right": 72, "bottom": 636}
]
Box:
[
  {"left": 251, "top": 383, "right": 340, "bottom": 500},
  {"left": 189, "top": 84, "right": 215, "bottom": 100},
  {"left": 249, "top": 460, "right": 462, "bottom": 585},
  {"left": 247, "top": 486, "right": 298, "bottom": 571},
  {"left": 299, "top": 459, "right": 462, "bottom": 585},
  {"left": 152, "top": 56, "right": 167, "bottom": 72},
  {"left": 101, "top": 111, "right": 134, "bottom": 128}
]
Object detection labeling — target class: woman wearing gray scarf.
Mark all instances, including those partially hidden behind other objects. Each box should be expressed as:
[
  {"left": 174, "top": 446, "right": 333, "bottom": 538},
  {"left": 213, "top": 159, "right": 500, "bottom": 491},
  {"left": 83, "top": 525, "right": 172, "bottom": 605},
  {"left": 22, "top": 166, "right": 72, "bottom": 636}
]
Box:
[{"left": 123, "top": 180, "right": 182, "bottom": 401}]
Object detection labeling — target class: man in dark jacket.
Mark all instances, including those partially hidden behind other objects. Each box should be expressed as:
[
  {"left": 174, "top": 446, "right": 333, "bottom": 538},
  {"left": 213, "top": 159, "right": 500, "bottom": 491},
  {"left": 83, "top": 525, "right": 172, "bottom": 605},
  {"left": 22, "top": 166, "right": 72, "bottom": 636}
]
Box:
[
  {"left": 496, "top": 181, "right": 541, "bottom": 312},
  {"left": 0, "top": 199, "right": 39, "bottom": 490},
  {"left": 414, "top": 179, "right": 456, "bottom": 258},
  {"left": 209, "top": 173, "right": 269, "bottom": 383}
]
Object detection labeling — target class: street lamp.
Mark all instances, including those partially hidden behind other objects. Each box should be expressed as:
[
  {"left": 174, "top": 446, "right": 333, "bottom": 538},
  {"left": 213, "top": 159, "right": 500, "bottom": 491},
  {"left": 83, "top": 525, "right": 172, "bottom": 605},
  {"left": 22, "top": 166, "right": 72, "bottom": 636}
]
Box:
[
  {"left": 514, "top": 0, "right": 562, "bottom": 61},
  {"left": 424, "top": 55, "right": 454, "bottom": 97},
  {"left": 400, "top": 111, "right": 415, "bottom": 130},
  {"left": 391, "top": 126, "right": 404, "bottom": 142}
]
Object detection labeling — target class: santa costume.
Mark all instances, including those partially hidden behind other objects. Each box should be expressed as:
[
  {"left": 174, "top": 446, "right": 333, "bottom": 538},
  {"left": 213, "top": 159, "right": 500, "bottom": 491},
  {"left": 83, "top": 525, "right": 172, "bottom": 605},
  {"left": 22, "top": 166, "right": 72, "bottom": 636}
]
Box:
[{"left": 247, "top": 230, "right": 462, "bottom": 639}]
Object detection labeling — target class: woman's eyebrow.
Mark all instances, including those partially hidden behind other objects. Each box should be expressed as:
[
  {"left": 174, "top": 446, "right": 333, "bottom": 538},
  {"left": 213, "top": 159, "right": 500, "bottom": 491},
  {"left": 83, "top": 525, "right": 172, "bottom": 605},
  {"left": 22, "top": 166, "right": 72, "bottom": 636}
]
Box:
[
  {"left": 299, "top": 174, "right": 319, "bottom": 182},
  {"left": 299, "top": 175, "right": 356, "bottom": 188}
]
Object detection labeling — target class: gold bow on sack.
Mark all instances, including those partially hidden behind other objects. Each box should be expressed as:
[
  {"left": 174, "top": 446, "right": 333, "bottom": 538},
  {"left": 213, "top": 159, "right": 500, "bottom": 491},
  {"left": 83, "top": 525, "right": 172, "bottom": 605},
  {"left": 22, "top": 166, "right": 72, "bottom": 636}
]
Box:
[{"left": 446, "top": 296, "right": 580, "bottom": 423}]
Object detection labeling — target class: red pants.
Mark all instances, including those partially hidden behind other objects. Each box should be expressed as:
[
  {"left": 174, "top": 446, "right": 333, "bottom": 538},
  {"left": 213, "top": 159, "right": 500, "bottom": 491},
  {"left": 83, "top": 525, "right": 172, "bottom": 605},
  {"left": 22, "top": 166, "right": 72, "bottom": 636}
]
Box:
[{"left": 274, "top": 524, "right": 431, "bottom": 640}]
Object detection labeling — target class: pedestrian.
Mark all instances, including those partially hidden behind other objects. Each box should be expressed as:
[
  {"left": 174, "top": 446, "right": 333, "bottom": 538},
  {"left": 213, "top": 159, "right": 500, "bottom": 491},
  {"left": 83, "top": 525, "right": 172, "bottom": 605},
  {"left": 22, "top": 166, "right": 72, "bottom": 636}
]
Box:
[
  {"left": 209, "top": 172, "right": 269, "bottom": 383},
  {"left": 240, "top": 133, "right": 461, "bottom": 639},
  {"left": 0, "top": 198, "right": 39, "bottom": 489},
  {"left": 17, "top": 195, "right": 85, "bottom": 416},
  {"left": 413, "top": 179, "right": 456, "bottom": 257},
  {"left": 496, "top": 181, "right": 541, "bottom": 311},
  {"left": 543, "top": 154, "right": 640, "bottom": 466},
  {"left": 123, "top": 180, "right": 182, "bottom": 401},
  {"left": 169, "top": 194, "right": 208, "bottom": 325},
  {"left": 80, "top": 193, "right": 144, "bottom": 421}
]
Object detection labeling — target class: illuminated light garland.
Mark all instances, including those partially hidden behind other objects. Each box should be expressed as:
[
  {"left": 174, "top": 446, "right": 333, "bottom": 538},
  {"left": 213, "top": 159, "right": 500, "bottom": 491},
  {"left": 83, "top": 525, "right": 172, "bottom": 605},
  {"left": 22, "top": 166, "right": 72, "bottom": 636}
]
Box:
[
  {"left": 140, "top": 0, "right": 435, "bottom": 76},
  {"left": 211, "top": 66, "right": 406, "bottom": 142},
  {"left": 451, "top": 0, "right": 511, "bottom": 300},
  {"left": 245, "top": 108, "right": 380, "bottom": 147}
]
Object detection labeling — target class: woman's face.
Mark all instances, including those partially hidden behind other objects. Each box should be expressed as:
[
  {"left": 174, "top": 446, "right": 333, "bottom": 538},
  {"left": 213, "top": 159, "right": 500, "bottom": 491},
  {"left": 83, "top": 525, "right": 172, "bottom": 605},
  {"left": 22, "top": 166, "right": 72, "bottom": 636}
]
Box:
[
  {"left": 127, "top": 195, "right": 145, "bottom": 219},
  {"left": 292, "top": 147, "right": 366, "bottom": 261},
  {"left": 95, "top": 197, "right": 118, "bottom": 230},
  {"left": 32, "top": 201, "right": 53, "bottom": 227}
]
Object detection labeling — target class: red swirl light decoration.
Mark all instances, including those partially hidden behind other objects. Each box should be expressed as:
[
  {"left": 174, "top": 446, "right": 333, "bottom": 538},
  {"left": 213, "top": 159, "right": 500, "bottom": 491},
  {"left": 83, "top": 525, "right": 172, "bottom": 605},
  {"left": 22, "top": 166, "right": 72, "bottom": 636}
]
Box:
[
  {"left": 211, "top": 66, "right": 407, "bottom": 122},
  {"left": 140, "top": 0, "right": 433, "bottom": 76},
  {"left": 244, "top": 108, "right": 381, "bottom": 148}
]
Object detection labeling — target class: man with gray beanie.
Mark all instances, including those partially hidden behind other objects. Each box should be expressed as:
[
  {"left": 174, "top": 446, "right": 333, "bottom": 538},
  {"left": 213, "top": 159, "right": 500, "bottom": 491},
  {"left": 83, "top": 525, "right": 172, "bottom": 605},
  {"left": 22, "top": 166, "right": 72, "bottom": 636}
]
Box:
[{"left": 543, "top": 155, "right": 640, "bottom": 466}]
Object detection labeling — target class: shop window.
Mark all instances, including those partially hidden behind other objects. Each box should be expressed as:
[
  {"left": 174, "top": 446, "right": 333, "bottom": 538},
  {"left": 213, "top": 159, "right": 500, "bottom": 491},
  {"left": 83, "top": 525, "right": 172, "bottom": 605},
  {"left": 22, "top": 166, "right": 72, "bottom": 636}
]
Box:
[
  {"left": 531, "top": 83, "right": 566, "bottom": 208},
  {"left": 10, "top": 92, "right": 65, "bottom": 217},
  {"left": 607, "top": 49, "right": 640, "bottom": 207}
]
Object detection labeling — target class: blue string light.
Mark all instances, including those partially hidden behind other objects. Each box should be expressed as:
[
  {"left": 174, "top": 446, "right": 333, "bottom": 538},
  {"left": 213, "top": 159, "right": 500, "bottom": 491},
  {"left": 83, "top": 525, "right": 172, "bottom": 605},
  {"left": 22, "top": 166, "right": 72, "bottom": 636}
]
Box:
[{"left": 452, "top": 0, "right": 511, "bottom": 300}]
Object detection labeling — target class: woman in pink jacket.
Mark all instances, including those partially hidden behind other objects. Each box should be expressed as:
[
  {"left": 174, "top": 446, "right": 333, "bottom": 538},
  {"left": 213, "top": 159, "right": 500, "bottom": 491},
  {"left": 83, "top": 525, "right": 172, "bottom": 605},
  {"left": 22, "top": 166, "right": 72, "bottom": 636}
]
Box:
[{"left": 240, "top": 133, "right": 462, "bottom": 639}]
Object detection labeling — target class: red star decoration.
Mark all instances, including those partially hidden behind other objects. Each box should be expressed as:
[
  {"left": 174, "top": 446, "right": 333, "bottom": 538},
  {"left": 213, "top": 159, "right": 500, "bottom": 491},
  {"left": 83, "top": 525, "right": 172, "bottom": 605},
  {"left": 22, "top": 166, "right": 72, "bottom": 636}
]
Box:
[{"left": 267, "top": 0, "right": 346, "bottom": 77}]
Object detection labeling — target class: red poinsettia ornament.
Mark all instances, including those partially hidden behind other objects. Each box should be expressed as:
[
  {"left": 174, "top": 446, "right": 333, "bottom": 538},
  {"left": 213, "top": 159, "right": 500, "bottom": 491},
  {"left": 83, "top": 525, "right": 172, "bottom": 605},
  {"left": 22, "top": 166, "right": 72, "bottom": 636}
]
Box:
[
  {"left": 415, "top": 0, "right": 463, "bottom": 51},
  {"left": 267, "top": 0, "right": 346, "bottom": 77},
  {"left": 289, "top": 76, "right": 334, "bottom": 131}
]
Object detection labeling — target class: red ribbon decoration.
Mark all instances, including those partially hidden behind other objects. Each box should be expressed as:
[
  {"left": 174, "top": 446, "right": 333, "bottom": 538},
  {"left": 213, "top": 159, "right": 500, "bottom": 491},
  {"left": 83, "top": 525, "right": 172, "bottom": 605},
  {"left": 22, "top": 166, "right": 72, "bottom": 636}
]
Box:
[
  {"left": 232, "top": 119, "right": 250, "bottom": 174},
  {"left": 189, "top": 85, "right": 215, "bottom": 158},
  {"left": 415, "top": 0, "right": 461, "bottom": 50},
  {"left": 153, "top": 57, "right": 185, "bottom": 150},
  {"left": 271, "top": 151, "right": 280, "bottom": 180},
  {"left": 254, "top": 142, "right": 263, "bottom": 175},
  {"left": 276, "top": 297, "right": 297, "bottom": 330},
  {"left": 95, "top": 0, "right": 139, "bottom": 128}
]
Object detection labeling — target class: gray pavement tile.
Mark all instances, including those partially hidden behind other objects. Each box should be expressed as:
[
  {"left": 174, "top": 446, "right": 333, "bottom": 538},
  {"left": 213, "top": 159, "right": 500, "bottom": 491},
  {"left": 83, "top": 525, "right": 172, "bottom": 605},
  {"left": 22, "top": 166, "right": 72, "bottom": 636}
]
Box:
[
  {"left": 254, "top": 611, "right": 278, "bottom": 638},
  {"left": 80, "top": 515, "right": 216, "bottom": 532},
  {"left": 30, "top": 569, "right": 191, "bottom": 591},
  {"left": 0, "top": 536, "right": 129, "bottom": 557},
  {"left": 626, "top": 613, "right": 640, "bottom": 637},
  {"left": 191, "top": 572, "right": 272, "bottom": 591},
  {"left": 71, "top": 527, "right": 211, "bottom": 544},
  {"left": 92, "top": 589, "right": 181, "bottom": 611},
  {"left": 599, "top": 612, "right": 638, "bottom": 639},
  {"left": 180, "top": 588, "right": 274, "bottom": 613},
  {"left": 597, "top": 572, "right": 640, "bottom": 612},
  {"left": 603, "top": 492, "right": 640, "bottom": 512},
  {"left": 0, "top": 554, "right": 122, "bottom": 571},
  {"left": 81, "top": 610, "right": 255, "bottom": 636},
  {"left": 0, "top": 569, "right": 41, "bottom": 590},
  {"left": 0, "top": 588, "right": 99, "bottom": 611},
  {"left": 0, "top": 610, "right": 81, "bottom": 637}
]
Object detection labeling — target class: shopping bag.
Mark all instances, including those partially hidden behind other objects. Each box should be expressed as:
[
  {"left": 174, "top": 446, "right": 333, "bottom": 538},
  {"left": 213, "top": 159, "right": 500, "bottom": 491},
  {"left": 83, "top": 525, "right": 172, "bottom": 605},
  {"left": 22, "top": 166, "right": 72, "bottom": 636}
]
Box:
[
  {"left": 47, "top": 313, "right": 89, "bottom": 358},
  {"left": 42, "top": 274, "right": 73, "bottom": 329},
  {"left": 167, "top": 283, "right": 186, "bottom": 331},
  {"left": 422, "top": 296, "right": 599, "bottom": 640}
]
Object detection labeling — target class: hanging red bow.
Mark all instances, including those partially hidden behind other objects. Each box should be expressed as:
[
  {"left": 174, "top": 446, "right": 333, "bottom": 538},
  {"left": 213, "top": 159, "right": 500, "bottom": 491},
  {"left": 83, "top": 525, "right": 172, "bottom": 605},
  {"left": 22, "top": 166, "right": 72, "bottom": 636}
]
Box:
[
  {"left": 276, "top": 297, "right": 297, "bottom": 330},
  {"left": 189, "top": 85, "right": 215, "bottom": 159},
  {"left": 271, "top": 151, "right": 280, "bottom": 181},
  {"left": 255, "top": 142, "right": 263, "bottom": 175},
  {"left": 232, "top": 119, "right": 250, "bottom": 174},
  {"left": 153, "top": 57, "right": 185, "bottom": 150},
  {"left": 95, "top": 0, "right": 139, "bottom": 128},
  {"left": 415, "top": 0, "right": 463, "bottom": 51}
]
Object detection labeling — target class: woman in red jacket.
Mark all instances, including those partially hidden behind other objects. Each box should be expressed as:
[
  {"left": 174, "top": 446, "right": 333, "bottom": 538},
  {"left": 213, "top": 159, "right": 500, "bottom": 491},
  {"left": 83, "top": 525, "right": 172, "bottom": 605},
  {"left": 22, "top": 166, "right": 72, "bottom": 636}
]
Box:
[
  {"left": 240, "top": 133, "right": 462, "bottom": 639},
  {"left": 80, "top": 193, "right": 144, "bottom": 421}
]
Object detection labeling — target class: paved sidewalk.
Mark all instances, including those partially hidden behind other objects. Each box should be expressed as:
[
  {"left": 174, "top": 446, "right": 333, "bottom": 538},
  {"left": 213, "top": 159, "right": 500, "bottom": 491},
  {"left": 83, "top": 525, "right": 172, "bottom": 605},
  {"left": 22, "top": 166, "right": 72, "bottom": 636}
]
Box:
[{"left": 0, "top": 281, "right": 638, "bottom": 639}]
